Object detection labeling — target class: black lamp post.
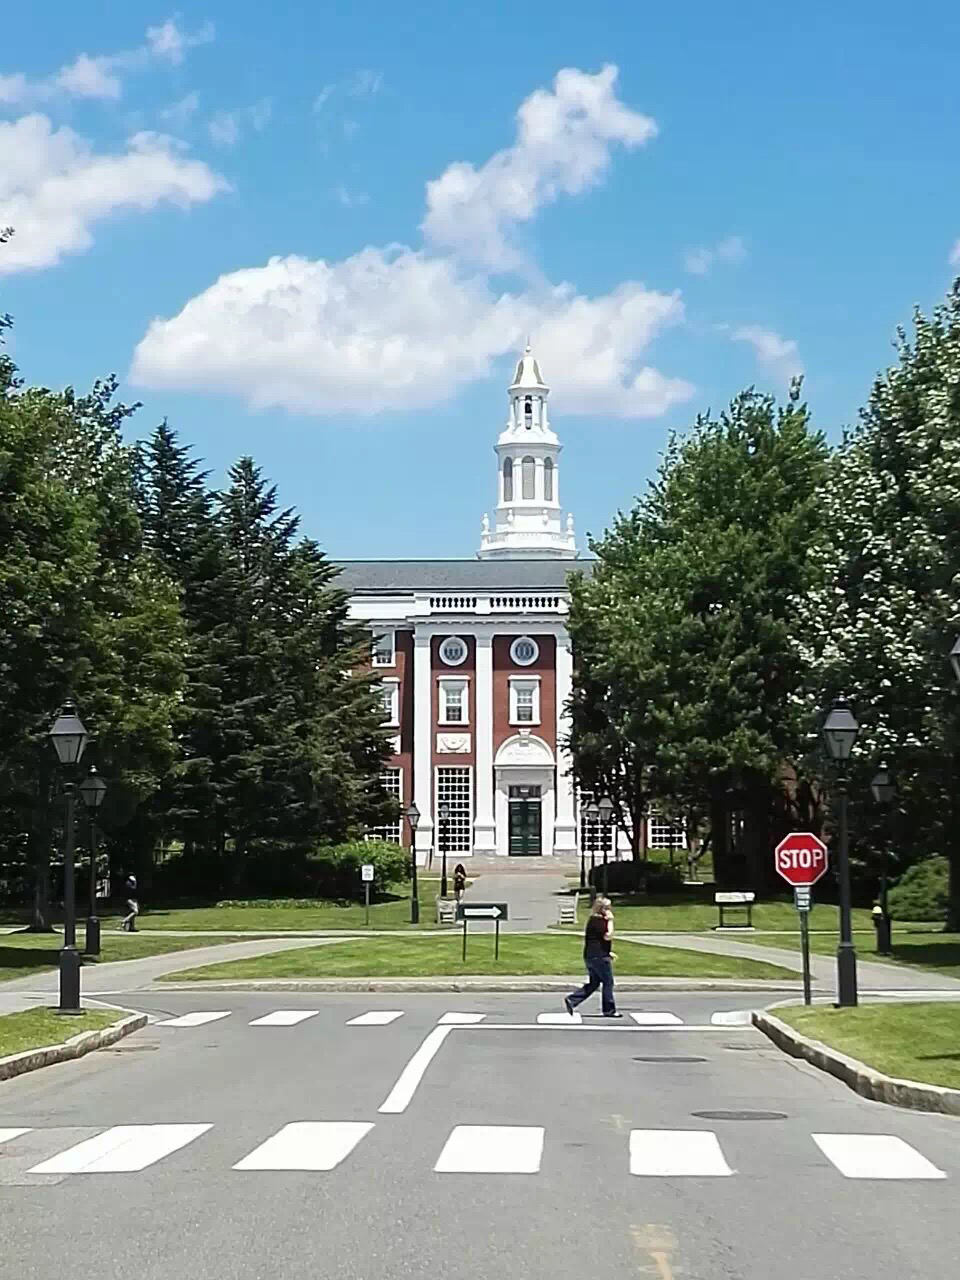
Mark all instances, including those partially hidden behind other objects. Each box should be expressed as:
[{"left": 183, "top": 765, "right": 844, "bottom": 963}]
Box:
[
  {"left": 584, "top": 801, "right": 600, "bottom": 898},
  {"left": 821, "top": 699, "right": 860, "bottom": 1007},
  {"left": 869, "top": 763, "right": 896, "bottom": 955},
  {"left": 598, "top": 797, "right": 615, "bottom": 895},
  {"left": 438, "top": 802, "right": 450, "bottom": 899},
  {"left": 950, "top": 637, "right": 960, "bottom": 685},
  {"left": 578, "top": 798, "right": 587, "bottom": 891},
  {"left": 48, "top": 700, "right": 89, "bottom": 1013},
  {"left": 79, "top": 765, "right": 107, "bottom": 957},
  {"left": 405, "top": 802, "right": 420, "bottom": 924}
]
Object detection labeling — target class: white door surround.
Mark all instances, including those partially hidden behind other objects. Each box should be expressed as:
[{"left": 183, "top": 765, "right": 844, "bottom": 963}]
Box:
[{"left": 494, "top": 733, "right": 555, "bottom": 857}]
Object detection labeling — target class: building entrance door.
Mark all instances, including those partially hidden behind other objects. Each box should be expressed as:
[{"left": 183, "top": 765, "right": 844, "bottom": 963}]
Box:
[{"left": 508, "top": 785, "right": 542, "bottom": 856}]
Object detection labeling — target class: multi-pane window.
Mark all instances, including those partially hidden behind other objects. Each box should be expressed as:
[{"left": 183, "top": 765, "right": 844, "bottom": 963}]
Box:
[
  {"left": 521, "top": 455, "right": 535, "bottom": 499},
  {"left": 372, "top": 630, "right": 395, "bottom": 667},
  {"left": 367, "top": 768, "right": 402, "bottom": 844},
  {"left": 509, "top": 676, "right": 539, "bottom": 725},
  {"left": 379, "top": 678, "right": 399, "bottom": 726},
  {"left": 436, "top": 767, "right": 472, "bottom": 853},
  {"left": 648, "top": 812, "right": 687, "bottom": 850},
  {"left": 439, "top": 678, "right": 468, "bottom": 725}
]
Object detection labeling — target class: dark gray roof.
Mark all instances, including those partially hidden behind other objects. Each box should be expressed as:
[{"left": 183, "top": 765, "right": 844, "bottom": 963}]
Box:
[{"left": 333, "top": 558, "right": 594, "bottom": 592}]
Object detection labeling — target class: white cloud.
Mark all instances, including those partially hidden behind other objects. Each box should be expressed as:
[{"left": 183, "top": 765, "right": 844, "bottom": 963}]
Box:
[
  {"left": 950, "top": 239, "right": 960, "bottom": 266},
  {"left": 159, "top": 91, "right": 201, "bottom": 128},
  {"left": 731, "top": 324, "right": 803, "bottom": 383},
  {"left": 0, "top": 114, "right": 228, "bottom": 275},
  {"left": 422, "top": 64, "right": 656, "bottom": 270},
  {"left": 313, "top": 85, "right": 335, "bottom": 113},
  {"left": 132, "top": 64, "right": 691, "bottom": 421},
  {"left": 131, "top": 248, "right": 690, "bottom": 418},
  {"left": 208, "top": 99, "right": 271, "bottom": 147},
  {"left": 334, "top": 185, "right": 368, "bottom": 208},
  {"left": 0, "top": 19, "right": 214, "bottom": 106},
  {"left": 349, "top": 70, "right": 382, "bottom": 97},
  {"left": 684, "top": 234, "right": 746, "bottom": 276}
]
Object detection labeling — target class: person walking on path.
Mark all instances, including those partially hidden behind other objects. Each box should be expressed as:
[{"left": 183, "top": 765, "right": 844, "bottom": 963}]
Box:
[
  {"left": 565, "top": 896, "right": 622, "bottom": 1018},
  {"left": 453, "top": 863, "right": 467, "bottom": 903},
  {"left": 119, "top": 875, "right": 139, "bottom": 932}
]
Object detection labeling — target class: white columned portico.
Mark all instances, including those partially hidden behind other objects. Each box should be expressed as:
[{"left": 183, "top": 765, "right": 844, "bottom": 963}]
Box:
[
  {"left": 553, "top": 630, "right": 577, "bottom": 854},
  {"left": 473, "top": 631, "right": 497, "bottom": 853},
  {"left": 412, "top": 626, "right": 433, "bottom": 865}
]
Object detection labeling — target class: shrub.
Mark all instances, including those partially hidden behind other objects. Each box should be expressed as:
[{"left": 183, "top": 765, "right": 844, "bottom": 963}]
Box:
[
  {"left": 888, "top": 856, "right": 949, "bottom": 923},
  {"left": 587, "top": 859, "right": 685, "bottom": 895},
  {"left": 306, "top": 840, "right": 410, "bottom": 900}
]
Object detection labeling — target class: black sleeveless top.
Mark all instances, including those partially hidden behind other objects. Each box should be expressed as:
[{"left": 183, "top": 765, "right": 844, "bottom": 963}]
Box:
[{"left": 584, "top": 914, "right": 610, "bottom": 957}]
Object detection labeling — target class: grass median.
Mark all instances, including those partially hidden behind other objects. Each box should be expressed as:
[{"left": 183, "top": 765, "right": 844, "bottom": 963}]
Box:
[
  {"left": 162, "top": 934, "right": 799, "bottom": 982},
  {"left": 0, "top": 1008, "right": 121, "bottom": 1058},
  {"left": 776, "top": 1002, "right": 960, "bottom": 1091},
  {"left": 555, "top": 897, "right": 877, "bottom": 933},
  {"left": 0, "top": 930, "right": 269, "bottom": 983},
  {"left": 744, "top": 928, "right": 960, "bottom": 978}
]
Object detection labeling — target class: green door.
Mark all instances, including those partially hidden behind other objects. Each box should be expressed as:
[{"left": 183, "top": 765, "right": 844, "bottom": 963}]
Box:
[{"left": 508, "top": 786, "right": 542, "bottom": 856}]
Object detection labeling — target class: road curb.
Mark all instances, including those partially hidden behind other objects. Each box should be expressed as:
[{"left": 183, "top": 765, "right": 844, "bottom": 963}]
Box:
[
  {"left": 752, "top": 1010, "right": 960, "bottom": 1117},
  {"left": 0, "top": 1009, "right": 147, "bottom": 1084},
  {"left": 154, "top": 976, "right": 801, "bottom": 993}
]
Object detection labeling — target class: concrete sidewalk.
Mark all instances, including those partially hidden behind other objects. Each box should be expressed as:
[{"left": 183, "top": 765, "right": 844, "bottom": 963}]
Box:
[{"left": 461, "top": 867, "right": 570, "bottom": 932}]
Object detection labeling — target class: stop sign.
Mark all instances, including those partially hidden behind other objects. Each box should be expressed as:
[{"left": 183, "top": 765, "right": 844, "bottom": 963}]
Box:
[{"left": 774, "top": 832, "right": 829, "bottom": 887}]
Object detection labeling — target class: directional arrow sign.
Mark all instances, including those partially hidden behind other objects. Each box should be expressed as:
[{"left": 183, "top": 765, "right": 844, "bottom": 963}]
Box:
[{"left": 456, "top": 902, "right": 509, "bottom": 921}]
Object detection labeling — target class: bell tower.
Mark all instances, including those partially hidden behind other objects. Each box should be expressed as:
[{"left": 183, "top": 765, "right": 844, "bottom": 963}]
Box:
[{"left": 478, "top": 344, "right": 578, "bottom": 559}]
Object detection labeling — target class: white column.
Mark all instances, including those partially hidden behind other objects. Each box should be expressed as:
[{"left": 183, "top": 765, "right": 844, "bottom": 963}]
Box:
[
  {"left": 553, "top": 629, "right": 577, "bottom": 854},
  {"left": 473, "top": 631, "right": 497, "bottom": 853},
  {"left": 412, "top": 626, "right": 434, "bottom": 865}
]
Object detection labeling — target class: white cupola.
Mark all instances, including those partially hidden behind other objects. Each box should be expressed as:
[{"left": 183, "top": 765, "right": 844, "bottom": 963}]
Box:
[{"left": 478, "top": 344, "right": 578, "bottom": 559}]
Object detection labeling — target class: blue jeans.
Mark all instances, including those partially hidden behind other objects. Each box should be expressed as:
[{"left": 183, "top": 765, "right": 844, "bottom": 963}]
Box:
[{"left": 568, "top": 954, "right": 616, "bottom": 1015}]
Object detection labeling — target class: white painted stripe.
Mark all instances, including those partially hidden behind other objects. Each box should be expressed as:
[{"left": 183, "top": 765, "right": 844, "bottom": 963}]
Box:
[
  {"left": 249, "top": 1010, "right": 318, "bottom": 1027},
  {"left": 813, "top": 1134, "right": 946, "bottom": 1180},
  {"left": 438, "top": 1012, "right": 486, "bottom": 1025},
  {"left": 434, "top": 1125, "right": 544, "bottom": 1173},
  {"left": 0, "top": 1128, "right": 30, "bottom": 1146},
  {"left": 347, "top": 1011, "right": 404, "bottom": 1026},
  {"left": 30, "top": 1124, "right": 211, "bottom": 1174},
  {"left": 630, "top": 1012, "right": 683, "bottom": 1026},
  {"left": 710, "top": 1010, "right": 754, "bottom": 1026},
  {"left": 630, "top": 1130, "right": 733, "bottom": 1177},
  {"left": 379, "top": 1026, "right": 453, "bottom": 1114},
  {"left": 234, "top": 1122, "right": 373, "bottom": 1171},
  {"left": 159, "top": 1011, "right": 231, "bottom": 1027},
  {"left": 537, "top": 1011, "right": 582, "bottom": 1024}
]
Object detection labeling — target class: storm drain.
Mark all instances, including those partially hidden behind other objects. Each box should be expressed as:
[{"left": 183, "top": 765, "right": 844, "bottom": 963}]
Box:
[
  {"left": 692, "top": 1109, "right": 787, "bottom": 1121},
  {"left": 633, "top": 1055, "right": 708, "bottom": 1064}
]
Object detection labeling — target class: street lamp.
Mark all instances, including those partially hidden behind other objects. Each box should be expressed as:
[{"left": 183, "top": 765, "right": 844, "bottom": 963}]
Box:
[
  {"left": 79, "top": 766, "right": 107, "bottom": 957},
  {"left": 438, "top": 802, "right": 450, "bottom": 899},
  {"left": 404, "top": 802, "right": 420, "bottom": 924},
  {"left": 870, "top": 763, "right": 896, "bottom": 955},
  {"left": 951, "top": 636, "right": 960, "bottom": 684},
  {"left": 584, "top": 801, "right": 600, "bottom": 898},
  {"left": 48, "top": 699, "right": 89, "bottom": 1013},
  {"left": 598, "top": 797, "right": 615, "bottom": 895},
  {"left": 821, "top": 699, "right": 860, "bottom": 1006}
]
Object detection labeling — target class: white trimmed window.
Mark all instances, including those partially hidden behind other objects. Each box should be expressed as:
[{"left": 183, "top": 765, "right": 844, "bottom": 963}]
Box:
[
  {"left": 379, "top": 677, "right": 400, "bottom": 727},
  {"left": 372, "top": 630, "right": 395, "bottom": 667},
  {"left": 367, "top": 768, "right": 402, "bottom": 844},
  {"left": 509, "top": 675, "right": 540, "bottom": 725},
  {"left": 439, "top": 635, "right": 468, "bottom": 666},
  {"left": 648, "top": 812, "right": 687, "bottom": 850},
  {"left": 510, "top": 635, "right": 539, "bottom": 666},
  {"left": 436, "top": 767, "right": 472, "bottom": 853},
  {"left": 439, "top": 677, "right": 468, "bottom": 725}
]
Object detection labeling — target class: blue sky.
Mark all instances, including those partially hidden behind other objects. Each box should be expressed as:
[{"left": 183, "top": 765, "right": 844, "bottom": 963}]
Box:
[{"left": 2, "top": 2, "right": 959, "bottom": 558}]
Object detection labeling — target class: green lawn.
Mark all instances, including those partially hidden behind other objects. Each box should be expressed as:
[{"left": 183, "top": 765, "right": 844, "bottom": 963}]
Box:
[
  {"left": 163, "top": 934, "right": 798, "bottom": 982},
  {"left": 556, "top": 896, "right": 877, "bottom": 934},
  {"left": 0, "top": 930, "right": 266, "bottom": 983},
  {"left": 0, "top": 1008, "right": 120, "bottom": 1058},
  {"left": 746, "top": 927, "right": 960, "bottom": 978},
  {"left": 776, "top": 1002, "right": 960, "bottom": 1091}
]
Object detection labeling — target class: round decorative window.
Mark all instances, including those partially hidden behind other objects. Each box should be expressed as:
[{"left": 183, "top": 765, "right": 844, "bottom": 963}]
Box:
[
  {"left": 439, "top": 635, "right": 468, "bottom": 666},
  {"left": 510, "top": 636, "right": 539, "bottom": 666}
]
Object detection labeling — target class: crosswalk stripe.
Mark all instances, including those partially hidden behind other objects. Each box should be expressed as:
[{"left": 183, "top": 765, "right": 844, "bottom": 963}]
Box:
[
  {"left": 630, "top": 1012, "right": 683, "bottom": 1026},
  {"left": 29, "top": 1124, "right": 212, "bottom": 1174},
  {"left": 0, "top": 1128, "right": 30, "bottom": 1146},
  {"left": 233, "top": 1122, "right": 374, "bottom": 1171},
  {"left": 438, "top": 1012, "right": 486, "bottom": 1025},
  {"left": 630, "top": 1129, "right": 733, "bottom": 1177},
  {"left": 159, "top": 1012, "right": 231, "bottom": 1028},
  {"left": 434, "top": 1125, "right": 544, "bottom": 1174},
  {"left": 347, "top": 1011, "right": 404, "bottom": 1026},
  {"left": 813, "top": 1133, "right": 946, "bottom": 1180},
  {"left": 249, "top": 1011, "right": 318, "bottom": 1027},
  {"left": 537, "top": 1012, "right": 582, "bottom": 1024}
]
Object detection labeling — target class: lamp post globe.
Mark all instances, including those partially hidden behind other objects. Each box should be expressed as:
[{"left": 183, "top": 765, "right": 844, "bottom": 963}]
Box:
[
  {"left": 870, "top": 763, "right": 896, "bottom": 806},
  {"left": 951, "top": 636, "right": 960, "bottom": 685},
  {"left": 821, "top": 699, "right": 859, "bottom": 1006},
  {"left": 48, "top": 700, "right": 89, "bottom": 1013},
  {"left": 79, "top": 766, "right": 107, "bottom": 958},
  {"left": 404, "top": 803, "right": 421, "bottom": 924}
]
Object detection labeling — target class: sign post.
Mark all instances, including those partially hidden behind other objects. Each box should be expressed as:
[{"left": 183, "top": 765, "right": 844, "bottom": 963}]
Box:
[
  {"left": 775, "top": 833, "right": 828, "bottom": 1007},
  {"left": 456, "top": 902, "right": 509, "bottom": 962},
  {"left": 361, "top": 863, "right": 374, "bottom": 927}
]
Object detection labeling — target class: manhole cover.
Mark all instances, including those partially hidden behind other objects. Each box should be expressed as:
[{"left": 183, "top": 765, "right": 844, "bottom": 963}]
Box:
[
  {"left": 634, "top": 1056, "right": 707, "bottom": 1064},
  {"left": 693, "top": 1109, "right": 787, "bottom": 1121}
]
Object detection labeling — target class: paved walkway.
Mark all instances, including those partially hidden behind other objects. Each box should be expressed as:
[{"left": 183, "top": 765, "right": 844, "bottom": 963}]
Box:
[{"left": 461, "top": 862, "right": 571, "bottom": 931}]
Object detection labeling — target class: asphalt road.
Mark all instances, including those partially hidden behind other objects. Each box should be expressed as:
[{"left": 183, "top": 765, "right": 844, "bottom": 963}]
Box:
[{"left": 1, "top": 991, "right": 958, "bottom": 1280}]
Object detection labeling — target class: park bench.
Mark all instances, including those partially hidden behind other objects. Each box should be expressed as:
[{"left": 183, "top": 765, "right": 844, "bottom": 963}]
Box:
[
  {"left": 436, "top": 898, "right": 457, "bottom": 925},
  {"left": 714, "top": 890, "right": 755, "bottom": 929},
  {"left": 558, "top": 895, "right": 580, "bottom": 926}
]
